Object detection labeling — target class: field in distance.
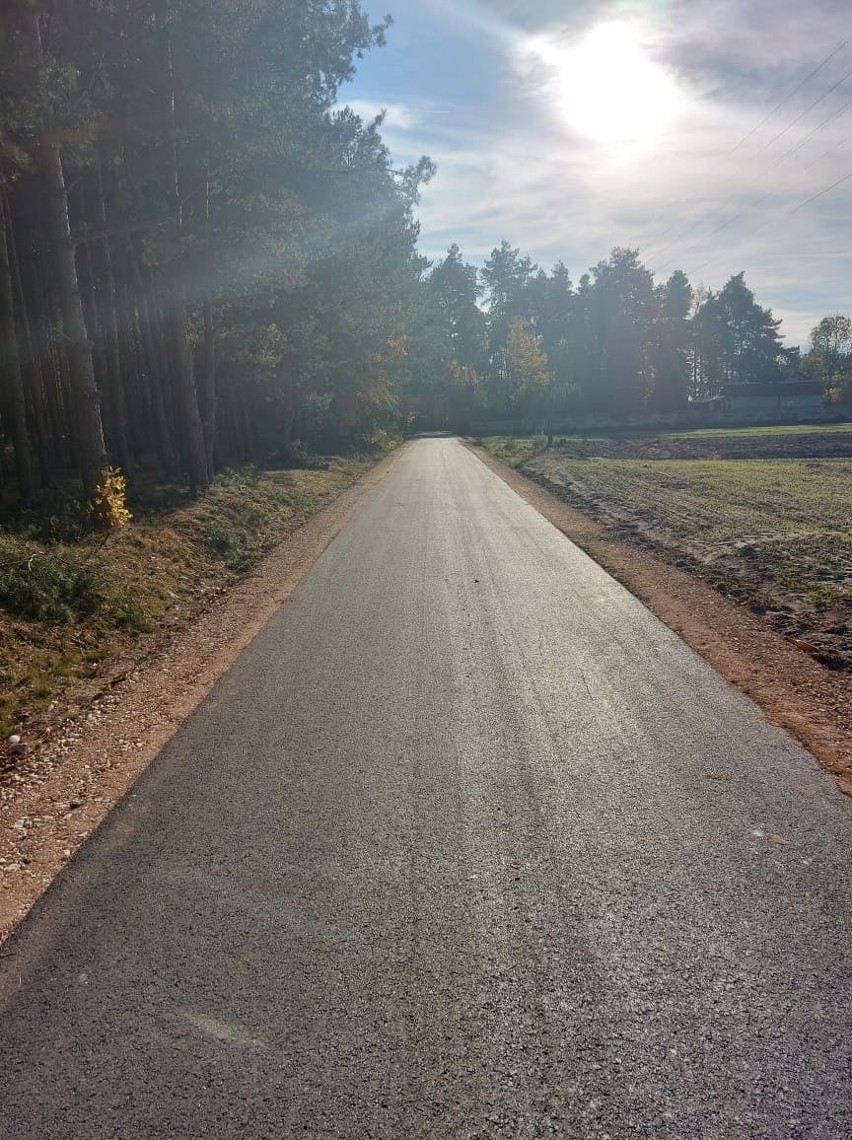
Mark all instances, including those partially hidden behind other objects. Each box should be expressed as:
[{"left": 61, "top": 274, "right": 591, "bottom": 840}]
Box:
[{"left": 481, "top": 425, "right": 852, "bottom": 674}]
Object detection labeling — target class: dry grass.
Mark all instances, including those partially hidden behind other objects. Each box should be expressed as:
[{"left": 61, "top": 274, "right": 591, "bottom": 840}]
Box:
[
  {"left": 483, "top": 432, "right": 852, "bottom": 670},
  {"left": 0, "top": 460, "right": 370, "bottom": 737},
  {"left": 527, "top": 455, "right": 852, "bottom": 601}
]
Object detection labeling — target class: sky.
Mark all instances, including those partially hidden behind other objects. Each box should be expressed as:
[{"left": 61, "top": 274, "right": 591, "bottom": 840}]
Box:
[{"left": 340, "top": 0, "right": 852, "bottom": 348}]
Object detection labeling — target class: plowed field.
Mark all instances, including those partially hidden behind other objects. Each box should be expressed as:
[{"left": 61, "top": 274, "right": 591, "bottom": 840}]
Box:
[{"left": 484, "top": 429, "right": 852, "bottom": 672}]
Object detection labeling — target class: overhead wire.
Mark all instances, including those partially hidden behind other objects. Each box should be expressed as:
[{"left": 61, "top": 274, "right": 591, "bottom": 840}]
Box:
[
  {"left": 643, "top": 41, "right": 852, "bottom": 276},
  {"left": 728, "top": 34, "right": 852, "bottom": 154},
  {"left": 681, "top": 165, "right": 852, "bottom": 278},
  {"left": 783, "top": 96, "right": 852, "bottom": 160},
  {"left": 792, "top": 169, "right": 852, "bottom": 210},
  {"left": 754, "top": 63, "right": 852, "bottom": 153},
  {"left": 641, "top": 36, "right": 852, "bottom": 268}
]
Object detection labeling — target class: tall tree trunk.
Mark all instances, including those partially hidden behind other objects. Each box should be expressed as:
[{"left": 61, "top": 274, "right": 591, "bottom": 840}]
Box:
[
  {"left": 5, "top": 185, "right": 51, "bottom": 487},
  {"left": 91, "top": 160, "right": 131, "bottom": 472},
  {"left": 130, "top": 247, "right": 177, "bottom": 470},
  {"left": 199, "top": 301, "right": 217, "bottom": 480},
  {"left": 27, "top": 12, "right": 106, "bottom": 499},
  {"left": 198, "top": 174, "right": 217, "bottom": 480},
  {"left": 79, "top": 216, "right": 116, "bottom": 462},
  {"left": 168, "top": 285, "right": 208, "bottom": 495},
  {"left": 112, "top": 259, "right": 143, "bottom": 462},
  {"left": 33, "top": 253, "right": 73, "bottom": 471},
  {"left": 0, "top": 185, "right": 33, "bottom": 499},
  {"left": 160, "top": 5, "right": 209, "bottom": 493}
]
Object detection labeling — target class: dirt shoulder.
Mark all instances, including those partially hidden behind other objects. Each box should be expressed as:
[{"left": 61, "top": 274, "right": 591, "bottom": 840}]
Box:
[
  {"left": 0, "top": 450, "right": 402, "bottom": 944},
  {"left": 470, "top": 444, "right": 852, "bottom": 797}
]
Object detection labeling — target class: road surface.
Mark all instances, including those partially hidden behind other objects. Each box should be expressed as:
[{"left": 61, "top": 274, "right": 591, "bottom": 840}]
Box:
[{"left": 0, "top": 438, "right": 850, "bottom": 1138}]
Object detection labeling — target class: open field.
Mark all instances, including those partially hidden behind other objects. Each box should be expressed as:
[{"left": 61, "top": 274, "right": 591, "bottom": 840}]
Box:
[
  {"left": 0, "top": 459, "right": 372, "bottom": 740},
  {"left": 482, "top": 423, "right": 852, "bottom": 463},
  {"left": 483, "top": 429, "right": 852, "bottom": 672}
]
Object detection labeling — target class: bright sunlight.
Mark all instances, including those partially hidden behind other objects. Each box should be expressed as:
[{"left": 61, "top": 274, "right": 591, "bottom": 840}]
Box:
[{"left": 531, "top": 23, "right": 679, "bottom": 145}]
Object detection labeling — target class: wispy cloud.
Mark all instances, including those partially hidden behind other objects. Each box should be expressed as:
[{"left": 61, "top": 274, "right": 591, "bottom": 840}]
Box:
[{"left": 348, "top": 0, "right": 852, "bottom": 345}]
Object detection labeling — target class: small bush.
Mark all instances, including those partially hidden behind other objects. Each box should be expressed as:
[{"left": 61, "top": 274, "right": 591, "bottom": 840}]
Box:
[
  {"left": 99, "top": 583, "right": 154, "bottom": 631},
  {"left": 362, "top": 428, "right": 401, "bottom": 455},
  {"left": 93, "top": 467, "right": 132, "bottom": 529},
  {"left": 283, "top": 443, "right": 330, "bottom": 470},
  {"left": 203, "top": 522, "right": 255, "bottom": 573},
  {"left": 215, "top": 466, "right": 262, "bottom": 489},
  {"left": 0, "top": 537, "right": 154, "bottom": 629},
  {"left": 0, "top": 541, "right": 102, "bottom": 623}
]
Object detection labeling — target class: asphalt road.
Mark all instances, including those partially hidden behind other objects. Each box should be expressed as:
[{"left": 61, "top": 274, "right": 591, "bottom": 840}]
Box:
[{"left": 0, "top": 438, "right": 850, "bottom": 1139}]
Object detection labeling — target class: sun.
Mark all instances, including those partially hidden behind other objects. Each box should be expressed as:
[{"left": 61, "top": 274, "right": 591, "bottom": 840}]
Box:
[{"left": 532, "top": 23, "right": 679, "bottom": 145}]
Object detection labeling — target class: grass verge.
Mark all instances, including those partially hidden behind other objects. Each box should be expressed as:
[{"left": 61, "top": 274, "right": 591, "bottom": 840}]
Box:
[{"left": 0, "top": 459, "right": 371, "bottom": 737}]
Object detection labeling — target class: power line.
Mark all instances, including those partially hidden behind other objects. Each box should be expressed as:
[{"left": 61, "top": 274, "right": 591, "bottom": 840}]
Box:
[
  {"left": 641, "top": 38, "right": 852, "bottom": 266},
  {"left": 803, "top": 128, "right": 852, "bottom": 171},
  {"left": 644, "top": 56, "right": 852, "bottom": 270},
  {"left": 755, "top": 63, "right": 852, "bottom": 153},
  {"left": 792, "top": 169, "right": 852, "bottom": 210},
  {"left": 729, "top": 34, "right": 852, "bottom": 154},
  {"left": 783, "top": 96, "right": 852, "bottom": 160},
  {"left": 682, "top": 168, "right": 852, "bottom": 279}
]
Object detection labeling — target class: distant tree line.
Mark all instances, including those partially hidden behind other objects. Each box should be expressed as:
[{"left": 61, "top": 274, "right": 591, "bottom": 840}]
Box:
[{"left": 406, "top": 242, "right": 847, "bottom": 432}]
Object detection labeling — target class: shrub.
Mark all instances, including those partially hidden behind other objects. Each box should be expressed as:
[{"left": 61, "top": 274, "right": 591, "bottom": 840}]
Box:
[
  {"left": 203, "top": 522, "right": 255, "bottom": 573},
  {"left": 0, "top": 540, "right": 102, "bottom": 623},
  {"left": 0, "top": 537, "right": 152, "bottom": 629},
  {"left": 93, "top": 467, "right": 132, "bottom": 529}
]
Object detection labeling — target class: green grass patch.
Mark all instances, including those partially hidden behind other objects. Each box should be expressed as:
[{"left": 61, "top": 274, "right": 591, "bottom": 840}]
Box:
[
  {"left": 479, "top": 436, "right": 550, "bottom": 467},
  {"left": 529, "top": 456, "right": 852, "bottom": 543},
  {"left": 660, "top": 421, "right": 852, "bottom": 440}
]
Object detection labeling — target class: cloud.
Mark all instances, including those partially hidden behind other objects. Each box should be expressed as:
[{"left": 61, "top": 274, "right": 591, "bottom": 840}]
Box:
[{"left": 346, "top": 0, "right": 852, "bottom": 344}]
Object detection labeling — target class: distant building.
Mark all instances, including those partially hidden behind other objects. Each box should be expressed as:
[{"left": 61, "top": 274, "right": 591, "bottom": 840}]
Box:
[{"left": 692, "top": 380, "right": 829, "bottom": 422}]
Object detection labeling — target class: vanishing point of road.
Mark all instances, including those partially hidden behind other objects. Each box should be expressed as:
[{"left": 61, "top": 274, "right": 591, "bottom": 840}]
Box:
[{"left": 0, "top": 438, "right": 850, "bottom": 1138}]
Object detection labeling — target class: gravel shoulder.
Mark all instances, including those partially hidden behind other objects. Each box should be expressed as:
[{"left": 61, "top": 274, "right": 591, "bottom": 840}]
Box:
[
  {"left": 0, "top": 450, "right": 401, "bottom": 943},
  {"left": 470, "top": 444, "right": 852, "bottom": 796}
]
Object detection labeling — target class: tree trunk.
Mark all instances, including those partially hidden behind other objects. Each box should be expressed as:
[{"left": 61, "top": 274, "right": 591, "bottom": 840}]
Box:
[
  {"left": 129, "top": 242, "right": 177, "bottom": 470},
  {"left": 5, "top": 185, "right": 51, "bottom": 486},
  {"left": 0, "top": 185, "right": 33, "bottom": 499},
  {"left": 33, "top": 252, "right": 73, "bottom": 471},
  {"left": 27, "top": 12, "right": 106, "bottom": 499},
  {"left": 199, "top": 302, "right": 217, "bottom": 480},
  {"left": 168, "top": 285, "right": 208, "bottom": 495},
  {"left": 92, "top": 160, "right": 131, "bottom": 472},
  {"left": 160, "top": 7, "right": 209, "bottom": 492},
  {"left": 79, "top": 216, "right": 116, "bottom": 461}
]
